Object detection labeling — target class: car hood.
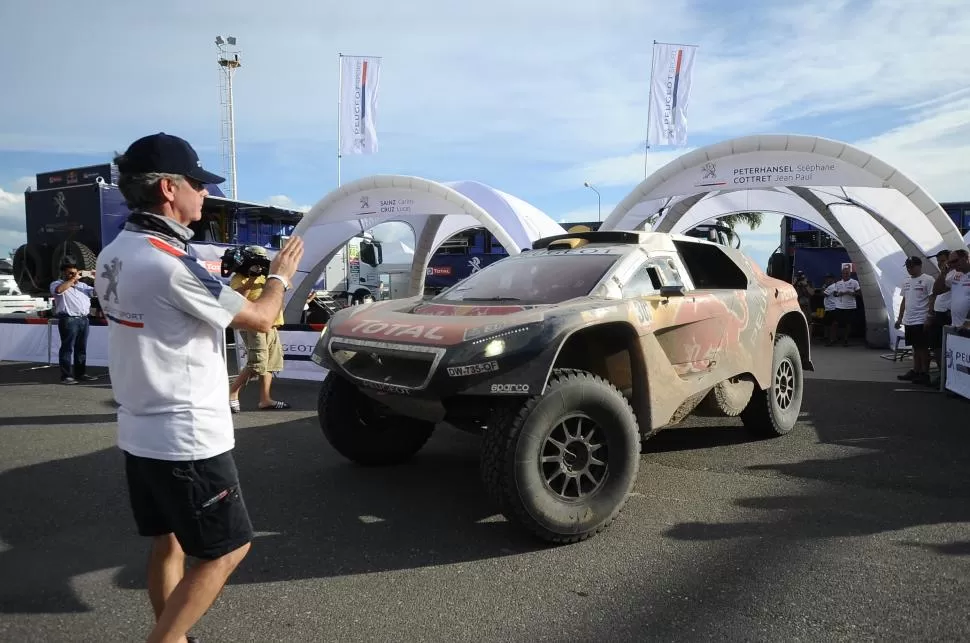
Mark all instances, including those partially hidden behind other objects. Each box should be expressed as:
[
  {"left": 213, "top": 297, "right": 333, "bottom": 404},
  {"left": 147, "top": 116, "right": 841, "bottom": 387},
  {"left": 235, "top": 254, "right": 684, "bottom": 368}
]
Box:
[{"left": 326, "top": 296, "right": 574, "bottom": 346}]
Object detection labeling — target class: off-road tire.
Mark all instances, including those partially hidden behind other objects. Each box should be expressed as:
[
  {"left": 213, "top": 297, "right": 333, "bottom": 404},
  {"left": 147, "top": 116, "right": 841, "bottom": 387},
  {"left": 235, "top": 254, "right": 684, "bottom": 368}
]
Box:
[
  {"left": 317, "top": 373, "right": 435, "bottom": 466},
  {"left": 480, "top": 368, "right": 641, "bottom": 544},
  {"left": 740, "top": 334, "right": 803, "bottom": 437},
  {"left": 696, "top": 376, "right": 756, "bottom": 417},
  {"left": 13, "top": 244, "right": 51, "bottom": 295},
  {"left": 51, "top": 240, "right": 97, "bottom": 276}
]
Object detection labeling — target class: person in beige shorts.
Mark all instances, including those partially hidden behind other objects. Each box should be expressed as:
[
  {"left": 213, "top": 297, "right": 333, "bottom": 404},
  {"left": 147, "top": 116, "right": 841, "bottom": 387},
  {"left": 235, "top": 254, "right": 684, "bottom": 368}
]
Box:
[{"left": 228, "top": 246, "right": 290, "bottom": 411}]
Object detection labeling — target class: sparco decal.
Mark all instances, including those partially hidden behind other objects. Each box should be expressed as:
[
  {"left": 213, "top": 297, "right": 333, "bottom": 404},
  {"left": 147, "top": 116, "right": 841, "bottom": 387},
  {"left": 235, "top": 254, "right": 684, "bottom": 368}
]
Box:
[
  {"left": 490, "top": 384, "right": 530, "bottom": 393},
  {"left": 447, "top": 361, "right": 500, "bottom": 377},
  {"left": 349, "top": 320, "right": 446, "bottom": 340}
]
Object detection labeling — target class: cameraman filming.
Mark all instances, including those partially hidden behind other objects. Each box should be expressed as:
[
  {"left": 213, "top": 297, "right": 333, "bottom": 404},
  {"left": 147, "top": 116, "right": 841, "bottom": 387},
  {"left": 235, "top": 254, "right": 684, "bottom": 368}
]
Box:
[{"left": 227, "top": 245, "right": 290, "bottom": 412}]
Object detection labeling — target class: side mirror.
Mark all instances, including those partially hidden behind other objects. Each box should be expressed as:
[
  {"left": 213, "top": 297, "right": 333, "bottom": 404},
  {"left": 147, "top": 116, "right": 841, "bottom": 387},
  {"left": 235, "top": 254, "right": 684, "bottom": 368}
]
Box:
[
  {"left": 660, "top": 285, "right": 686, "bottom": 298},
  {"left": 359, "top": 240, "right": 383, "bottom": 267}
]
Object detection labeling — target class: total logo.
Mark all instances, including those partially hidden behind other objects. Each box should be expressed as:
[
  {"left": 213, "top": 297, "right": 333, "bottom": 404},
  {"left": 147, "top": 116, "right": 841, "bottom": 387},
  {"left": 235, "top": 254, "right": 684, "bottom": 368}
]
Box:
[{"left": 349, "top": 320, "right": 446, "bottom": 340}]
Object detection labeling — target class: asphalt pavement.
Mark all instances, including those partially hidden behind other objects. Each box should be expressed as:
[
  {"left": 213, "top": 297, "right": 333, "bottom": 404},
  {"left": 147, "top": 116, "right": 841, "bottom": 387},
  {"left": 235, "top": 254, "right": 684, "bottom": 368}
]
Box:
[{"left": 1, "top": 345, "right": 969, "bottom": 642}]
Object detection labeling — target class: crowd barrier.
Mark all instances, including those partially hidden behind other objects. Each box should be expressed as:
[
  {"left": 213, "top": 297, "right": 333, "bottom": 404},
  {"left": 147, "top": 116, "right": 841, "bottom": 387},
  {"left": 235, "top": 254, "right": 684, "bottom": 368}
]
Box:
[
  {"left": 0, "top": 316, "right": 329, "bottom": 382},
  {"left": 942, "top": 326, "right": 970, "bottom": 401}
]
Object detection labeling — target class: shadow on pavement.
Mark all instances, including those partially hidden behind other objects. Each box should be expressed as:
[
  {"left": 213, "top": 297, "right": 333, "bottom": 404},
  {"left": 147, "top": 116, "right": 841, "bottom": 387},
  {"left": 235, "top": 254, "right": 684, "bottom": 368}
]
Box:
[
  {"left": 0, "top": 412, "right": 542, "bottom": 614},
  {"left": 662, "top": 379, "right": 970, "bottom": 546}
]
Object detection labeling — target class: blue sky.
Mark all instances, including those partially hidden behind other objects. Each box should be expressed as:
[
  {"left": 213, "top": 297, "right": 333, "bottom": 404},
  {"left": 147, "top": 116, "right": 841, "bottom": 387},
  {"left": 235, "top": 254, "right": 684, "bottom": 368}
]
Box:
[{"left": 2, "top": 0, "right": 969, "bottom": 271}]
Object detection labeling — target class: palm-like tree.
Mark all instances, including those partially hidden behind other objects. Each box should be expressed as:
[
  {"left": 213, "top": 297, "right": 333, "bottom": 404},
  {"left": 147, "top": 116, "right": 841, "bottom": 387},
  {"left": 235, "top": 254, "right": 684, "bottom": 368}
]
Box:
[{"left": 717, "top": 211, "right": 764, "bottom": 237}]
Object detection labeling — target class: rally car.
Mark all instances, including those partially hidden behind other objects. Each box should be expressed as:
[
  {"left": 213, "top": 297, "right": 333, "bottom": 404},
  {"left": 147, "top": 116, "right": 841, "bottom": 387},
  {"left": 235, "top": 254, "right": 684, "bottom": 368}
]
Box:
[{"left": 310, "top": 230, "right": 813, "bottom": 544}]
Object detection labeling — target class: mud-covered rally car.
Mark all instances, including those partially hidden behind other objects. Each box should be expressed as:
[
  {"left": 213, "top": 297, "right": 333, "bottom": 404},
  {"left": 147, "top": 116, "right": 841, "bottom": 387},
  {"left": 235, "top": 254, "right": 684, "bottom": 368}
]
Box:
[{"left": 310, "top": 230, "right": 813, "bottom": 544}]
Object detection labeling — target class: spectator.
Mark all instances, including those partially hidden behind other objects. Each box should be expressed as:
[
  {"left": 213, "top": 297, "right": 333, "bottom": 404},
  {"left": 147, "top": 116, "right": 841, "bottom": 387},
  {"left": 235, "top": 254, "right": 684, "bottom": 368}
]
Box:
[
  {"left": 824, "top": 265, "right": 860, "bottom": 346},
  {"left": 228, "top": 246, "right": 290, "bottom": 412},
  {"left": 927, "top": 250, "right": 951, "bottom": 375},
  {"left": 820, "top": 274, "right": 837, "bottom": 341},
  {"left": 938, "top": 248, "right": 970, "bottom": 329},
  {"left": 95, "top": 132, "right": 304, "bottom": 643},
  {"left": 49, "top": 261, "right": 98, "bottom": 384},
  {"left": 793, "top": 271, "right": 814, "bottom": 317},
  {"left": 895, "top": 256, "right": 935, "bottom": 385}
]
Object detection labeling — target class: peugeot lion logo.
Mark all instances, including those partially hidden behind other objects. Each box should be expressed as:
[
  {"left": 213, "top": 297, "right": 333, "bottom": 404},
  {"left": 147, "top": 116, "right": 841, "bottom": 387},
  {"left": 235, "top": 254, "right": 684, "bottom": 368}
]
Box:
[
  {"left": 701, "top": 162, "right": 717, "bottom": 180},
  {"left": 359, "top": 196, "right": 369, "bottom": 209}
]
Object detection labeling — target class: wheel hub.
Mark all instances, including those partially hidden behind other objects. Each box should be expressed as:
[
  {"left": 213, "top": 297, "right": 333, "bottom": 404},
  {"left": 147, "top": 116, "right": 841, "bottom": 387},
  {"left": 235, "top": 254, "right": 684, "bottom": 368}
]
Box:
[
  {"left": 539, "top": 414, "right": 609, "bottom": 501},
  {"left": 774, "top": 358, "right": 795, "bottom": 410}
]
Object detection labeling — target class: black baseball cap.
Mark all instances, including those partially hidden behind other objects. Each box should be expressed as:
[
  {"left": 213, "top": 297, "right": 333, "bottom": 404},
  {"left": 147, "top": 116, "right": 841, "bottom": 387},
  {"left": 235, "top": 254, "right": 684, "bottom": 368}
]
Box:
[
  {"left": 118, "top": 132, "right": 225, "bottom": 184},
  {"left": 904, "top": 255, "right": 922, "bottom": 266}
]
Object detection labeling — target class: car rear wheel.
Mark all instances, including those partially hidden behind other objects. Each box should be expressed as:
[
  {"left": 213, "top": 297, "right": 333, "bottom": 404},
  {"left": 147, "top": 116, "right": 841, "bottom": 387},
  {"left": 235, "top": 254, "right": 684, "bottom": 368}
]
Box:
[
  {"left": 740, "top": 334, "right": 803, "bottom": 437},
  {"left": 317, "top": 373, "right": 435, "bottom": 466},
  {"left": 480, "top": 368, "right": 641, "bottom": 544}
]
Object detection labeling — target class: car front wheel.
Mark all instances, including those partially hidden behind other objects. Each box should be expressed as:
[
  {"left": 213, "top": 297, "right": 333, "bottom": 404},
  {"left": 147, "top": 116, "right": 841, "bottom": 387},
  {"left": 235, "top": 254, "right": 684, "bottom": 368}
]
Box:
[
  {"left": 740, "top": 334, "right": 803, "bottom": 437},
  {"left": 480, "top": 368, "right": 641, "bottom": 544}
]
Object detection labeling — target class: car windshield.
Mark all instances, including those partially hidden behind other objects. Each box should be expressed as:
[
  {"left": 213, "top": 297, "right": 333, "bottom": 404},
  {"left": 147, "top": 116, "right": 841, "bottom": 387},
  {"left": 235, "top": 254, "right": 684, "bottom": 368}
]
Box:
[{"left": 433, "top": 252, "right": 620, "bottom": 305}]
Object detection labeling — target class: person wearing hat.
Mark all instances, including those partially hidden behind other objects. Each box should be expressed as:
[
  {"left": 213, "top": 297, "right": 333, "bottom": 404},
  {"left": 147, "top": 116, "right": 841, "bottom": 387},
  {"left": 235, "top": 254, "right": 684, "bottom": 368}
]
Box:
[
  {"left": 895, "top": 255, "right": 935, "bottom": 385},
  {"left": 227, "top": 245, "right": 289, "bottom": 412},
  {"left": 95, "top": 132, "right": 304, "bottom": 643}
]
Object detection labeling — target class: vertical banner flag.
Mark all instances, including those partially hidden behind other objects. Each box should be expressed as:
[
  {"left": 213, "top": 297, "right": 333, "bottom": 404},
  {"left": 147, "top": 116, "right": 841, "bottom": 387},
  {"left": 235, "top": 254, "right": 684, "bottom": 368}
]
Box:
[
  {"left": 339, "top": 55, "right": 383, "bottom": 155},
  {"left": 647, "top": 43, "right": 698, "bottom": 147}
]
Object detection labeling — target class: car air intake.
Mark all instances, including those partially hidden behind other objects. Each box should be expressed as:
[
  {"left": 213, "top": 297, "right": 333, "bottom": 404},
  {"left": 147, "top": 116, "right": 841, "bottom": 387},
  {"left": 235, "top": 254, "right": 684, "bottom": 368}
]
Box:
[{"left": 330, "top": 338, "right": 442, "bottom": 390}]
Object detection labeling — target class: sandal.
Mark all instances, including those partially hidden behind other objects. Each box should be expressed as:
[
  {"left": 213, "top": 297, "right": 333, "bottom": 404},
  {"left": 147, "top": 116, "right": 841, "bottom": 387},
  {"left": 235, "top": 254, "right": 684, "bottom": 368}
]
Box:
[
  {"left": 229, "top": 399, "right": 241, "bottom": 414},
  {"left": 258, "top": 401, "right": 291, "bottom": 410}
]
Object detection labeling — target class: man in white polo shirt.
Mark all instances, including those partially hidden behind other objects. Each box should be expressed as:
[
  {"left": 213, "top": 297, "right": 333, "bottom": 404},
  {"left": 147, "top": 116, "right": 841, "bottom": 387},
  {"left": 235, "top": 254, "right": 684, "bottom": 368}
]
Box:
[
  {"left": 96, "top": 132, "right": 304, "bottom": 643},
  {"left": 895, "top": 256, "right": 936, "bottom": 385},
  {"left": 824, "top": 265, "right": 860, "bottom": 346},
  {"left": 939, "top": 248, "right": 970, "bottom": 329},
  {"left": 49, "top": 260, "right": 98, "bottom": 384}
]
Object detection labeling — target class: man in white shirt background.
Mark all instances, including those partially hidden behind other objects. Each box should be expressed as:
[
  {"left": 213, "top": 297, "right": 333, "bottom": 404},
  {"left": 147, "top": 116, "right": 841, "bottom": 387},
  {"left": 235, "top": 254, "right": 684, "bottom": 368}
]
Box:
[
  {"left": 895, "top": 256, "right": 936, "bottom": 385},
  {"left": 824, "top": 265, "right": 860, "bottom": 346},
  {"left": 936, "top": 248, "right": 970, "bottom": 330},
  {"left": 49, "top": 260, "right": 98, "bottom": 384}
]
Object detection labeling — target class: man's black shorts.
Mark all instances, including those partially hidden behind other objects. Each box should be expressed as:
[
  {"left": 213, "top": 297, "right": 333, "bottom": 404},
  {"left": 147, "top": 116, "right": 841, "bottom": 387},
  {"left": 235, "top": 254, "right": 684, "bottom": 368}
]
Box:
[
  {"left": 124, "top": 449, "right": 253, "bottom": 560},
  {"left": 928, "top": 311, "right": 951, "bottom": 351},
  {"left": 904, "top": 323, "right": 928, "bottom": 349}
]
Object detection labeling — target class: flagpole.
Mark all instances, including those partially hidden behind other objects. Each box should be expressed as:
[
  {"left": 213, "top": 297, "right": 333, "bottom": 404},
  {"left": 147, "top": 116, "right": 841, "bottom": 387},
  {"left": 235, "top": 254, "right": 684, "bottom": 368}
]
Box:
[
  {"left": 644, "top": 40, "right": 657, "bottom": 181},
  {"left": 336, "top": 52, "right": 343, "bottom": 187}
]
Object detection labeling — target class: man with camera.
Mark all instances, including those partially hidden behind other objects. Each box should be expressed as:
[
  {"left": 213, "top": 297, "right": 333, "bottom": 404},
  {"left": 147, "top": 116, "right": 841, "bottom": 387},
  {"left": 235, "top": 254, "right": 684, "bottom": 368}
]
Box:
[
  {"left": 49, "top": 260, "right": 98, "bottom": 384},
  {"left": 96, "top": 132, "right": 304, "bottom": 643},
  {"left": 227, "top": 245, "right": 289, "bottom": 412}
]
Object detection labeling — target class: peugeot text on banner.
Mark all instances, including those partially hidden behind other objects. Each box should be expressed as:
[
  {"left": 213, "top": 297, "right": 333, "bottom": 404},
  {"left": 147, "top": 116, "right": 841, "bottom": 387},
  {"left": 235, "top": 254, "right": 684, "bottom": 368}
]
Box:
[
  {"left": 648, "top": 43, "right": 698, "bottom": 147},
  {"left": 339, "top": 55, "right": 382, "bottom": 155}
]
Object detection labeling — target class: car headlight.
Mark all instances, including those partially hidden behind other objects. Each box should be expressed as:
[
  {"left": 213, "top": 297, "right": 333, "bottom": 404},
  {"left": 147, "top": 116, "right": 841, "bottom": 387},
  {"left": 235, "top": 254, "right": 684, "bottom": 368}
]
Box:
[{"left": 451, "top": 322, "right": 542, "bottom": 364}]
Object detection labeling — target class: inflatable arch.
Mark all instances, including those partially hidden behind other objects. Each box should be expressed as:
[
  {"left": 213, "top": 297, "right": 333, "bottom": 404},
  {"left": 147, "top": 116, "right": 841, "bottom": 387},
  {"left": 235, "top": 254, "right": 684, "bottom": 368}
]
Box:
[
  {"left": 284, "top": 175, "right": 566, "bottom": 322},
  {"left": 602, "top": 134, "right": 965, "bottom": 347}
]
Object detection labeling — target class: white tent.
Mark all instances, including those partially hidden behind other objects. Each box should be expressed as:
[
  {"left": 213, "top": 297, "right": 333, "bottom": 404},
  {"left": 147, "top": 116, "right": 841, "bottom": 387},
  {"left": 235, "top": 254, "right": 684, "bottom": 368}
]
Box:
[
  {"left": 602, "top": 134, "right": 965, "bottom": 348},
  {"left": 284, "top": 175, "right": 566, "bottom": 321}
]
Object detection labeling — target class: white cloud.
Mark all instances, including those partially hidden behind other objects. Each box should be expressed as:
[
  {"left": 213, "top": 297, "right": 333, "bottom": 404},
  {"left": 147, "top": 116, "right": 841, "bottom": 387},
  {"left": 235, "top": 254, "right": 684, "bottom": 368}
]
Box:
[
  {"left": 265, "top": 195, "right": 311, "bottom": 212},
  {"left": 0, "top": 177, "right": 34, "bottom": 256},
  {"left": 853, "top": 93, "right": 970, "bottom": 202}
]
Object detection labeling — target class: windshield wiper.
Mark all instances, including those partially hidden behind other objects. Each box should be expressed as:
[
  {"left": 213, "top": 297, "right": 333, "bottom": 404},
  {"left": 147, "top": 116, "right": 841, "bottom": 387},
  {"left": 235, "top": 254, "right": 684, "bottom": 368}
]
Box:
[{"left": 460, "top": 296, "right": 522, "bottom": 302}]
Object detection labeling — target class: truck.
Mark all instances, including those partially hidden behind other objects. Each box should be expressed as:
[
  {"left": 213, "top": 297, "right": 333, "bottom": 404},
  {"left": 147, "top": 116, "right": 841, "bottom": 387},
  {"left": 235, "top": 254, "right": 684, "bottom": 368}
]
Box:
[{"left": 9, "top": 162, "right": 305, "bottom": 299}]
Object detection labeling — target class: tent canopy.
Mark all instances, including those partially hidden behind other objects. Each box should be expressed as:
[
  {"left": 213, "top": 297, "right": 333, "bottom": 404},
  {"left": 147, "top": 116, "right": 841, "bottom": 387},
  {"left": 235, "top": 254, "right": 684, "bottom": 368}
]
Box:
[
  {"left": 284, "top": 175, "right": 566, "bottom": 321},
  {"left": 601, "top": 134, "right": 965, "bottom": 347}
]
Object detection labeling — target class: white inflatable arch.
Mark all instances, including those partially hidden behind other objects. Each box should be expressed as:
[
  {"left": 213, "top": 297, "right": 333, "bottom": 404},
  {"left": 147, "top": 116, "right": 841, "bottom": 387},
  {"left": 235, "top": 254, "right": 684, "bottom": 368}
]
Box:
[
  {"left": 602, "top": 134, "right": 965, "bottom": 347},
  {"left": 284, "top": 175, "right": 566, "bottom": 322}
]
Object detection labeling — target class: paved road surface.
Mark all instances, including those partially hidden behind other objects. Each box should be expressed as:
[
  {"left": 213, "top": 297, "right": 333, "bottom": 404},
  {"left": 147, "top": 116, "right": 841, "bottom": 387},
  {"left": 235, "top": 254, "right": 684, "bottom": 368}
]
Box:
[{"left": 1, "top": 349, "right": 969, "bottom": 642}]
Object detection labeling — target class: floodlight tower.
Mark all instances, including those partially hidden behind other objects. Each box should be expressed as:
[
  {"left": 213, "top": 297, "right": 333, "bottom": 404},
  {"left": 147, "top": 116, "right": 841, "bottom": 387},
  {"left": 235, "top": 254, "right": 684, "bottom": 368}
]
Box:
[{"left": 215, "top": 35, "right": 241, "bottom": 200}]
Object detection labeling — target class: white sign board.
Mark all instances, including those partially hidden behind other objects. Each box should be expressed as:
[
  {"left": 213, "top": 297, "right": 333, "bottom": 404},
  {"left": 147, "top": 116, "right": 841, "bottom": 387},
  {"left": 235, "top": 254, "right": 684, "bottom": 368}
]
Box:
[
  {"left": 234, "top": 328, "right": 329, "bottom": 381},
  {"left": 649, "top": 151, "right": 885, "bottom": 200},
  {"left": 943, "top": 329, "right": 970, "bottom": 400}
]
